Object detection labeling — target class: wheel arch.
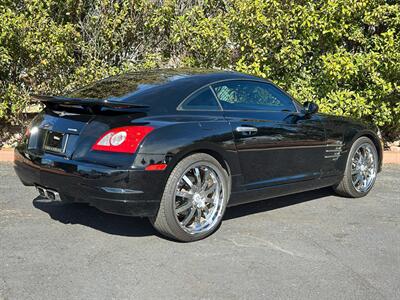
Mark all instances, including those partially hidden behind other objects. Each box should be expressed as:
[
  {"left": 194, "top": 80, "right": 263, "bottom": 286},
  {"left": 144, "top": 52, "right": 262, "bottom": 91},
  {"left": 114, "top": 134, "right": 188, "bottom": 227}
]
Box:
[
  {"left": 167, "top": 146, "right": 233, "bottom": 177},
  {"left": 350, "top": 130, "right": 383, "bottom": 172}
]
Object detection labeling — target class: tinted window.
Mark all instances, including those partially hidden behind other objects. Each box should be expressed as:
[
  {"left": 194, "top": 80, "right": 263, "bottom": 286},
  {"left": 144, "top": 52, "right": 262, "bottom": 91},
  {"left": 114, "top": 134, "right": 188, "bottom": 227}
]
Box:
[
  {"left": 67, "top": 69, "right": 194, "bottom": 100},
  {"left": 180, "top": 87, "right": 220, "bottom": 110},
  {"left": 212, "top": 80, "right": 295, "bottom": 111}
]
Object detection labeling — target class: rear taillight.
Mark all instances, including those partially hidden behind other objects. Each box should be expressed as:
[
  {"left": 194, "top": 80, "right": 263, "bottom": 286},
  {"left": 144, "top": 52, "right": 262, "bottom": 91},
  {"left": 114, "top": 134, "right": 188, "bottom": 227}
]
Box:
[{"left": 92, "top": 126, "right": 153, "bottom": 154}]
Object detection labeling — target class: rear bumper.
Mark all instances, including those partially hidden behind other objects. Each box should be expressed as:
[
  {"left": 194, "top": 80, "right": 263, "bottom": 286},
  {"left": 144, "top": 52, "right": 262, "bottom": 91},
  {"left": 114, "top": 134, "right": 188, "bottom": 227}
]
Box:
[{"left": 14, "top": 149, "right": 166, "bottom": 217}]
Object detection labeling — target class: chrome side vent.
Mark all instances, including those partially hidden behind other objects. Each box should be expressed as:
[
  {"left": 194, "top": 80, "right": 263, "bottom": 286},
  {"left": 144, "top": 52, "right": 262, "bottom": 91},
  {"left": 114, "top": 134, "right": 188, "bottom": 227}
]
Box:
[{"left": 324, "top": 142, "right": 344, "bottom": 161}]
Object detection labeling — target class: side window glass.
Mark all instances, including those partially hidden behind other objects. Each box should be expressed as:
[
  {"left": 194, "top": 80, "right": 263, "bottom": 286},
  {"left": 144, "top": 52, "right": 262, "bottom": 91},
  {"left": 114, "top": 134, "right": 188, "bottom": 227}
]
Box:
[
  {"left": 180, "top": 87, "right": 220, "bottom": 110},
  {"left": 212, "top": 81, "right": 295, "bottom": 111}
]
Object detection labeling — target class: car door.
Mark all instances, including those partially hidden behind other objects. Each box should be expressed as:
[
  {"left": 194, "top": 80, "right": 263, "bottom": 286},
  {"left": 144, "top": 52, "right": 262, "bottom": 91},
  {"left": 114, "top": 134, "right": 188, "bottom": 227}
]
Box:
[{"left": 211, "top": 80, "right": 327, "bottom": 189}]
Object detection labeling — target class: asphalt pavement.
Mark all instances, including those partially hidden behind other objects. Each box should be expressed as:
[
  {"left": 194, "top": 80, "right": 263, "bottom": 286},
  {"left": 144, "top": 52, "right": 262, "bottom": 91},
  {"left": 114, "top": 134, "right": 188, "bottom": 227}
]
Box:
[{"left": 1, "top": 163, "right": 399, "bottom": 299}]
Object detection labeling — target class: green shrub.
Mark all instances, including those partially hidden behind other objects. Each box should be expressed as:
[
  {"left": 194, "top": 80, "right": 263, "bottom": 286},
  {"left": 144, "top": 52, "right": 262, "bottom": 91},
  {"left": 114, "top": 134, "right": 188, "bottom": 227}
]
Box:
[{"left": 0, "top": 0, "right": 399, "bottom": 141}]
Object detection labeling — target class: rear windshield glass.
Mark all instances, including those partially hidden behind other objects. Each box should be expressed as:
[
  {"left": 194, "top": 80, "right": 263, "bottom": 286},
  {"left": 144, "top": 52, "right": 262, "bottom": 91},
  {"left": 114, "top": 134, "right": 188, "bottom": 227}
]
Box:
[{"left": 66, "top": 70, "right": 190, "bottom": 100}]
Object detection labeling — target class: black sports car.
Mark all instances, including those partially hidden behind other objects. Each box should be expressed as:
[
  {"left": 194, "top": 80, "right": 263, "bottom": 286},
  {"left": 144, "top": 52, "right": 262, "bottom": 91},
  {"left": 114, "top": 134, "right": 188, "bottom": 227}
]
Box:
[{"left": 14, "top": 69, "right": 382, "bottom": 241}]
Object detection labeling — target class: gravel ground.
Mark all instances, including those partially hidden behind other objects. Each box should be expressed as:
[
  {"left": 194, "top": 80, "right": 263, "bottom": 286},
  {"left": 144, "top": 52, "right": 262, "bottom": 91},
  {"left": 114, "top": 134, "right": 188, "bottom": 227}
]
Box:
[{"left": 0, "top": 163, "right": 399, "bottom": 300}]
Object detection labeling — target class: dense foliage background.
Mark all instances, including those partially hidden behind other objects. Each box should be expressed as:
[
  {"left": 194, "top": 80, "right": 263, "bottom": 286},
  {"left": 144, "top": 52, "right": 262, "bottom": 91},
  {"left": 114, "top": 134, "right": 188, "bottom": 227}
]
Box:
[{"left": 0, "top": 0, "right": 399, "bottom": 142}]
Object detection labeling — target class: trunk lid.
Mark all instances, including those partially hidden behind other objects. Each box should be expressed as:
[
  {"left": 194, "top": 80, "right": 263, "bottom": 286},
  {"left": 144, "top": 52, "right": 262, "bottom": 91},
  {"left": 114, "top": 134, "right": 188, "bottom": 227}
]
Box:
[{"left": 26, "top": 95, "right": 149, "bottom": 166}]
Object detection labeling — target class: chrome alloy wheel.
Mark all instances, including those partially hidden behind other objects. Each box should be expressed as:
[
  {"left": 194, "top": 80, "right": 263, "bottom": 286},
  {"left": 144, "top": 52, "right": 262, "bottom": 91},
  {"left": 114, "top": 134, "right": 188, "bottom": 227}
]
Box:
[
  {"left": 351, "top": 143, "right": 377, "bottom": 193},
  {"left": 174, "top": 163, "right": 225, "bottom": 234}
]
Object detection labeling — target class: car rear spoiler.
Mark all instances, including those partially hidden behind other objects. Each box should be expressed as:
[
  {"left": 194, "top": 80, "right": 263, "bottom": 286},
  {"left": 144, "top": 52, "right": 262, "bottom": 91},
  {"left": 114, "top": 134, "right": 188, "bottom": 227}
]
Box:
[{"left": 31, "top": 94, "right": 149, "bottom": 113}]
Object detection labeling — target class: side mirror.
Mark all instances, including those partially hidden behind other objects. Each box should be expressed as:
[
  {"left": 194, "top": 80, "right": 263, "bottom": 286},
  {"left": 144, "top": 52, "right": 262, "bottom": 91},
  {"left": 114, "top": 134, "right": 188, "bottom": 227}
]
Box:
[{"left": 303, "top": 101, "right": 319, "bottom": 115}]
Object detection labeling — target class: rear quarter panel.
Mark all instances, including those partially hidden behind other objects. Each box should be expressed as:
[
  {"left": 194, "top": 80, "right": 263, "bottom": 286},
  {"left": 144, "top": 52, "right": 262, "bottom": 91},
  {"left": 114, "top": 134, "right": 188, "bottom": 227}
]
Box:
[{"left": 134, "top": 112, "right": 241, "bottom": 176}]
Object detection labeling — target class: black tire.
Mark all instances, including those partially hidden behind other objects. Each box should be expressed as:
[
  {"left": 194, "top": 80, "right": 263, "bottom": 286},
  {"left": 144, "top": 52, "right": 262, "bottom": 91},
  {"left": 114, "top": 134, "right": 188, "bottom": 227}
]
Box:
[
  {"left": 150, "top": 153, "right": 230, "bottom": 242},
  {"left": 333, "top": 136, "right": 378, "bottom": 198}
]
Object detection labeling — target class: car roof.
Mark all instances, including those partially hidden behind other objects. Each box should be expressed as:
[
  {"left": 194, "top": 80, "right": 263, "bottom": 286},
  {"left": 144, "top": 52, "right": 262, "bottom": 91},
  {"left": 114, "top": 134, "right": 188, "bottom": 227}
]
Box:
[{"left": 66, "top": 68, "right": 262, "bottom": 113}]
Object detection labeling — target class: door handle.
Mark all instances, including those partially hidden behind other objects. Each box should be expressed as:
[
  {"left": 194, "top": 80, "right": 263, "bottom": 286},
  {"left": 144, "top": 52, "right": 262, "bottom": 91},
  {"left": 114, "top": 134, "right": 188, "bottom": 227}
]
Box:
[{"left": 236, "top": 126, "right": 258, "bottom": 135}]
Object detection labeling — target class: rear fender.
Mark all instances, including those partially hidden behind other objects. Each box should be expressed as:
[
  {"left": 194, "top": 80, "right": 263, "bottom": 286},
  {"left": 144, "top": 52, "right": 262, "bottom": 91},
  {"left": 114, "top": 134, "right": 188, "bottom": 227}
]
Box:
[{"left": 135, "top": 120, "right": 242, "bottom": 176}]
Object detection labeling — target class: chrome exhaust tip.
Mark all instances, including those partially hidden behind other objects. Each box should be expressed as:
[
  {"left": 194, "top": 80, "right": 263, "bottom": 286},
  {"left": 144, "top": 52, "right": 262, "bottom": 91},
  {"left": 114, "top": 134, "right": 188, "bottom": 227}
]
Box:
[
  {"left": 37, "top": 186, "right": 47, "bottom": 198},
  {"left": 36, "top": 186, "right": 61, "bottom": 202},
  {"left": 47, "top": 189, "right": 61, "bottom": 201}
]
